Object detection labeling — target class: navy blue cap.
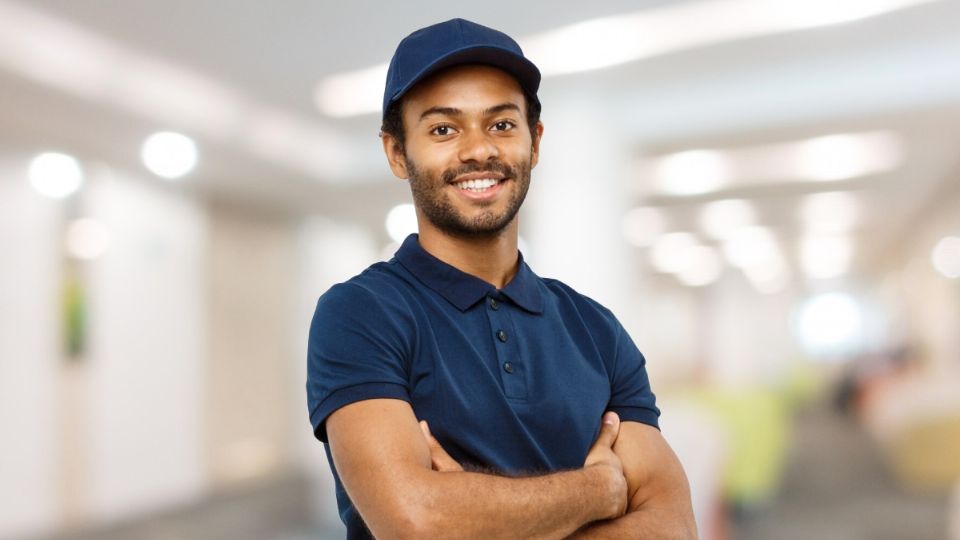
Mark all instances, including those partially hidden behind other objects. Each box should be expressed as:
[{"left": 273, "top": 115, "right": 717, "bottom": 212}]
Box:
[{"left": 382, "top": 18, "right": 541, "bottom": 119}]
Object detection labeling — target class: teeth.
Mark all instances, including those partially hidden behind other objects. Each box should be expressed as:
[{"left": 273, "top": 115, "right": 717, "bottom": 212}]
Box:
[{"left": 456, "top": 178, "right": 499, "bottom": 191}]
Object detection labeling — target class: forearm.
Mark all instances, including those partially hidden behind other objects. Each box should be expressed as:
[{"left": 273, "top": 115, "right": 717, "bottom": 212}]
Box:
[
  {"left": 385, "top": 464, "right": 621, "bottom": 540},
  {"left": 327, "top": 401, "right": 628, "bottom": 539},
  {"left": 567, "top": 506, "right": 698, "bottom": 540},
  {"left": 567, "top": 421, "right": 697, "bottom": 539}
]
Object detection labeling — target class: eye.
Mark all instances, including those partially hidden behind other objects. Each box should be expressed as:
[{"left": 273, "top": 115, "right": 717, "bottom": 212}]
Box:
[
  {"left": 430, "top": 124, "right": 456, "bottom": 136},
  {"left": 492, "top": 120, "right": 516, "bottom": 132}
]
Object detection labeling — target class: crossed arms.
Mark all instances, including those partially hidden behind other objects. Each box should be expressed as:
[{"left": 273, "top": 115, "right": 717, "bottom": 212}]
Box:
[{"left": 326, "top": 399, "right": 697, "bottom": 539}]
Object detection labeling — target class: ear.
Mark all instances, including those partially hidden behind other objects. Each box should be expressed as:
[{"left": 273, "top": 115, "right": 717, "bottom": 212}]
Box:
[
  {"left": 530, "top": 121, "right": 544, "bottom": 169},
  {"left": 381, "top": 133, "right": 409, "bottom": 180}
]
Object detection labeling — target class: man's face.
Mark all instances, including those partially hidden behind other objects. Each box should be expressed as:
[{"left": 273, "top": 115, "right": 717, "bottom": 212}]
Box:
[{"left": 383, "top": 64, "right": 542, "bottom": 239}]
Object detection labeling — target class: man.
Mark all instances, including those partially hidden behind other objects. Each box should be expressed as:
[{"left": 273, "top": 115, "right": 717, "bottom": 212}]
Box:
[{"left": 307, "top": 18, "right": 696, "bottom": 539}]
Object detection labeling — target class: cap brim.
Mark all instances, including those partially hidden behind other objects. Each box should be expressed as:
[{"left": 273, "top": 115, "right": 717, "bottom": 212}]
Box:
[{"left": 387, "top": 45, "right": 541, "bottom": 112}]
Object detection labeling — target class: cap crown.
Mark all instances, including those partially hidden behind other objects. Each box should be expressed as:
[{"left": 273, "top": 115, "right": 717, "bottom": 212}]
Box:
[{"left": 383, "top": 18, "right": 541, "bottom": 118}]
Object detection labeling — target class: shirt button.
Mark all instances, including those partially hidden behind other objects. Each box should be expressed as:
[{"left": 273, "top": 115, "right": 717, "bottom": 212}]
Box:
[
  {"left": 496, "top": 330, "right": 508, "bottom": 342},
  {"left": 503, "top": 362, "right": 514, "bottom": 374},
  {"left": 490, "top": 298, "right": 500, "bottom": 310}
]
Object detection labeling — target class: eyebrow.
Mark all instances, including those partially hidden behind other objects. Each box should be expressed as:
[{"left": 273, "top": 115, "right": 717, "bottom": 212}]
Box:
[{"left": 418, "top": 102, "right": 522, "bottom": 122}]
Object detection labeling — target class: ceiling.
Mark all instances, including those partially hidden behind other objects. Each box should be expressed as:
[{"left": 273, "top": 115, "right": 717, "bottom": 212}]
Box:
[{"left": 2, "top": 0, "right": 959, "bottom": 274}]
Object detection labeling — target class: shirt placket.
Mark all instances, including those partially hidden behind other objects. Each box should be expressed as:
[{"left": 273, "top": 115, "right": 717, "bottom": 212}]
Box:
[{"left": 486, "top": 293, "right": 527, "bottom": 401}]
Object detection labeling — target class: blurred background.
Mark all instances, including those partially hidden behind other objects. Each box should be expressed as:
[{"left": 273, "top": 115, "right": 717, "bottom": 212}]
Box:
[{"left": 2, "top": 0, "right": 960, "bottom": 539}]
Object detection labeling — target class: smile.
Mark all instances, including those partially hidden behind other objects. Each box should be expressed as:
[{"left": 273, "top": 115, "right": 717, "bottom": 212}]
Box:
[{"left": 453, "top": 178, "right": 504, "bottom": 192}]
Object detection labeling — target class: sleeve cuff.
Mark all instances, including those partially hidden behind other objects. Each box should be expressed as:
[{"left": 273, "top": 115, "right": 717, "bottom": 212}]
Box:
[
  {"left": 310, "top": 382, "right": 410, "bottom": 442},
  {"left": 608, "top": 405, "right": 661, "bottom": 431}
]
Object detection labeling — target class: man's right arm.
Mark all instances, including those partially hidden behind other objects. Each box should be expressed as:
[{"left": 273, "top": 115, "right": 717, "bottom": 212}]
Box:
[{"left": 326, "top": 398, "right": 627, "bottom": 540}]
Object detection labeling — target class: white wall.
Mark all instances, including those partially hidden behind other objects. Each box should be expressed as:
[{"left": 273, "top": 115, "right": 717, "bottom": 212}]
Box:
[
  {"left": 205, "top": 205, "right": 298, "bottom": 486},
  {"left": 0, "top": 162, "right": 62, "bottom": 538},
  {"left": 84, "top": 169, "right": 207, "bottom": 521}
]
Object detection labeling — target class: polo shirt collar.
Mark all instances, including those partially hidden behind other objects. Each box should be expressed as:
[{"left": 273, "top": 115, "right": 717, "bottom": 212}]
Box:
[{"left": 395, "top": 234, "right": 543, "bottom": 314}]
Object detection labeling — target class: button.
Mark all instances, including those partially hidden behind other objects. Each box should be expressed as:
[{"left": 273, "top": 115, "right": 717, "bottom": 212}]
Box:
[
  {"left": 490, "top": 298, "right": 500, "bottom": 310},
  {"left": 503, "top": 362, "right": 514, "bottom": 374},
  {"left": 496, "top": 330, "right": 508, "bottom": 342}
]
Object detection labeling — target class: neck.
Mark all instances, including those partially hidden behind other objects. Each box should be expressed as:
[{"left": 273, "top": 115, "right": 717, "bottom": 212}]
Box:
[{"left": 416, "top": 220, "right": 520, "bottom": 290}]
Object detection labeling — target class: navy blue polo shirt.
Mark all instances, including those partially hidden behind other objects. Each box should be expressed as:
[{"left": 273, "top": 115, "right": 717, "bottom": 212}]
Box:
[{"left": 307, "top": 234, "right": 659, "bottom": 538}]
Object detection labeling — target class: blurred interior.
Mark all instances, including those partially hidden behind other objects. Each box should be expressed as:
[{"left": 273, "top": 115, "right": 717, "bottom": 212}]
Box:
[{"left": 2, "top": 1, "right": 960, "bottom": 539}]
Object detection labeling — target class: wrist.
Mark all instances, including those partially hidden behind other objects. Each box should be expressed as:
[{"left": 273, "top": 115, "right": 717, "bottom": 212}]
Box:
[{"left": 583, "top": 463, "right": 626, "bottom": 521}]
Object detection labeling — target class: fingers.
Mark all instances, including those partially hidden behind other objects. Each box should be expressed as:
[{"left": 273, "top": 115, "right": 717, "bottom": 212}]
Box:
[
  {"left": 595, "top": 411, "right": 621, "bottom": 448},
  {"left": 419, "top": 420, "right": 464, "bottom": 472}
]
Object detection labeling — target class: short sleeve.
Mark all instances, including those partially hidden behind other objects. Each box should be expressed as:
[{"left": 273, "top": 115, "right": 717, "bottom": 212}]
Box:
[
  {"left": 306, "top": 282, "right": 412, "bottom": 442},
  {"left": 607, "top": 322, "right": 660, "bottom": 430}
]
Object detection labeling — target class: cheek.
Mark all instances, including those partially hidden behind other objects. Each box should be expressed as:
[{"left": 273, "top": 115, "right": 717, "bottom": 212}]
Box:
[{"left": 408, "top": 142, "right": 456, "bottom": 170}]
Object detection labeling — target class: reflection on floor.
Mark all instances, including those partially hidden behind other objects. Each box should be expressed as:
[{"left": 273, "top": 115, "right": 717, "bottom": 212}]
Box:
[{"left": 731, "top": 403, "right": 949, "bottom": 540}]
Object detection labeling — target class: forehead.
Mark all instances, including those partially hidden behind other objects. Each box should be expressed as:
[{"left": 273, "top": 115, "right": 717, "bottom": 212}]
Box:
[{"left": 401, "top": 64, "right": 527, "bottom": 116}]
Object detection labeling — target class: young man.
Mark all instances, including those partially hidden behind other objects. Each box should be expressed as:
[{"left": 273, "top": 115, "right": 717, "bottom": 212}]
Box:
[{"left": 307, "top": 18, "right": 697, "bottom": 539}]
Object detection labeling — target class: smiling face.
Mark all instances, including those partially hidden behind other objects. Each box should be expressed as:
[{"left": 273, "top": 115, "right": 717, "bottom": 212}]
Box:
[{"left": 382, "top": 64, "right": 543, "bottom": 240}]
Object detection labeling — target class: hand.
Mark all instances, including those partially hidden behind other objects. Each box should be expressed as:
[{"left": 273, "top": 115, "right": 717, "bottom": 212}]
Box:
[
  {"left": 583, "top": 412, "right": 628, "bottom": 520},
  {"left": 420, "top": 420, "right": 464, "bottom": 472}
]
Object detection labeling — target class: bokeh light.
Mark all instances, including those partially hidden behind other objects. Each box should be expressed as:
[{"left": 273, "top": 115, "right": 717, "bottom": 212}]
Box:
[
  {"left": 141, "top": 131, "right": 198, "bottom": 179},
  {"left": 28, "top": 152, "right": 83, "bottom": 198}
]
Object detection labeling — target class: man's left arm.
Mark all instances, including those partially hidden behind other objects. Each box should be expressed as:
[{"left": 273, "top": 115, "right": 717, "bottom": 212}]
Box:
[
  {"left": 570, "top": 420, "right": 697, "bottom": 539},
  {"left": 422, "top": 416, "right": 697, "bottom": 539}
]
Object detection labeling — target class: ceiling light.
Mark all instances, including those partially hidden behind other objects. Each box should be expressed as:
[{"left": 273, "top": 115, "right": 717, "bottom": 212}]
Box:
[
  {"left": 799, "top": 191, "right": 860, "bottom": 234},
  {"left": 385, "top": 203, "right": 417, "bottom": 244},
  {"left": 314, "top": 63, "right": 389, "bottom": 118},
  {"left": 781, "top": 0, "right": 938, "bottom": 29},
  {"left": 649, "top": 232, "right": 699, "bottom": 273},
  {"left": 621, "top": 207, "right": 667, "bottom": 247},
  {"left": 639, "top": 131, "right": 903, "bottom": 196},
  {"left": 655, "top": 150, "right": 729, "bottom": 196},
  {"left": 722, "top": 226, "right": 779, "bottom": 269},
  {"left": 792, "top": 132, "right": 903, "bottom": 181},
  {"left": 521, "top": 16, "right": 651, "bottom": 76},
  {"left": 700, "top": 199, "right": 756, "bottom": 240},
  {"left": 800, "top": 235, "right": 852, "bottom": 280},
  {"left": 743, "top": 259, "right": 790, "bottom": 294},
  {"left": 141, "top": 131, "right": 198, "bottom": 179},
  {"left": 931, "top": 236, "right": 960, "bottom": 279},
  {"left": 675, "top": 245, "right": 723, "bottom": 287},
  {"left": 66, "top": 218, "right": 110, "bottom": 260},
  {"left": 28, "top": 152, "right": 83, "bottom": 198},
  {"left": 723, "top": 226, "right": 789, "bottom": 293}
]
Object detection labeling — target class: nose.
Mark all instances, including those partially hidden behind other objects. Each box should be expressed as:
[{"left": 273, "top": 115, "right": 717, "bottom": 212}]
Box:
[{"left": 457, "top": 127, "right": 500, "bottom": 163}]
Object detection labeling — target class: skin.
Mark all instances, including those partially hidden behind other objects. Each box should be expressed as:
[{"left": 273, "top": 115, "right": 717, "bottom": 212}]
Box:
[
  {"left": 381, "top": 64, "right": 542, "bottom": 289},
  {"left": 326, "top": 64, "right": 697, "bottom": 539}
]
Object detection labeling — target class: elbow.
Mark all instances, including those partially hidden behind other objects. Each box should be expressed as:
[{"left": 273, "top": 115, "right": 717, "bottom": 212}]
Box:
[
  {"left": 402, "top": 505, "right": 452, "bottom": 540},
  {"left": 370, "top": 500, "right": 445, "bottom": 540},
  {"left": 390, "top": 511, "right": 431, "bottom": 540},
  {"left": 359, "top": 470, "right": 453, "bottom": 540}
]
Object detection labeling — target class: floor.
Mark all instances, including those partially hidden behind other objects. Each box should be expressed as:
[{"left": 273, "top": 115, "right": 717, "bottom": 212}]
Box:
[{"left": 730, "top": 403, "right": 950, "bottom": 540}]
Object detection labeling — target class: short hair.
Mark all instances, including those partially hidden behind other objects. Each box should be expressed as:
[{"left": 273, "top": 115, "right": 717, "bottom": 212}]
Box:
[{"left": 380, "top": 90, "right": 541, "bottom": 153}]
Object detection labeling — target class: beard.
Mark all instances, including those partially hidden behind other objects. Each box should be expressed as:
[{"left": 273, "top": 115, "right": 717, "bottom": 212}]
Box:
[{"left": 405, "top": 153, "right": 532, "bottom": 239}]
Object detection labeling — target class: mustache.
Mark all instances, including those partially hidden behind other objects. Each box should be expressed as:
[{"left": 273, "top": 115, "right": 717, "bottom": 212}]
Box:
[{"left": 441, "top": 160, "right": 516, "bottom": 184}]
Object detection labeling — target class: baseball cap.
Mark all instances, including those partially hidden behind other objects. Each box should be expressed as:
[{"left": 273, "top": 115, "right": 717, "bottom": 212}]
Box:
[{"left": 382, "top": 18, "right": 541, "bottom": 119}]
